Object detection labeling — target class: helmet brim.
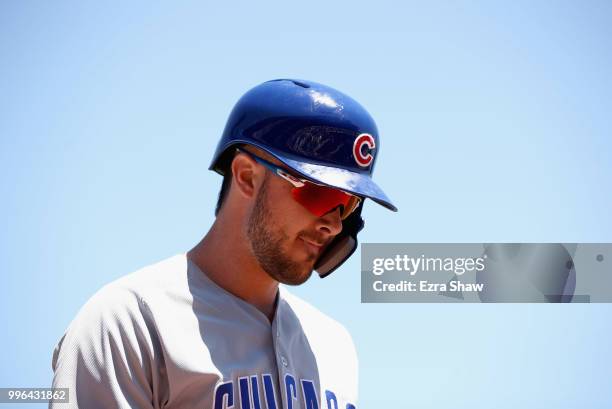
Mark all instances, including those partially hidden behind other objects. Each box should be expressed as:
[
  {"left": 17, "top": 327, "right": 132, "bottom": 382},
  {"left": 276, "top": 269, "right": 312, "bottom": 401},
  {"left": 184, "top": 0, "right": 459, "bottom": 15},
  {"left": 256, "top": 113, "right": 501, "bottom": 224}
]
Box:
[
  {"left": 210, "top": 140, "right": 398, "bottom": 212},
  {"left": 281, "top": 156, "right": 397, "bottom": 212}
]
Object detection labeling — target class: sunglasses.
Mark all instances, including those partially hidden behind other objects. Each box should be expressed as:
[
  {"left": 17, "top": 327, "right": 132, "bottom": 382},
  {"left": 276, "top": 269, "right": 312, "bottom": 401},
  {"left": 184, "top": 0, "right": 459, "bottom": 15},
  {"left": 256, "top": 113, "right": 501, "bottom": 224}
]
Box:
[{"left": 236, "top": 148, "right": 361, "bottom": 220}]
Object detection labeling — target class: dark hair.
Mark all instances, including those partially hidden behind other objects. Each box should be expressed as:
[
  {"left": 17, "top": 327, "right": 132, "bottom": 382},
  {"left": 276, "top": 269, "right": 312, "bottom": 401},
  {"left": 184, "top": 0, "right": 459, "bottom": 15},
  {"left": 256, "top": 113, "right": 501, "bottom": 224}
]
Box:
[
  {"left": 212, "top": 146, "right": 238, "bottom": 216},
  {"left": 215, "top": 169, "right": 232, "bottom": 216}
]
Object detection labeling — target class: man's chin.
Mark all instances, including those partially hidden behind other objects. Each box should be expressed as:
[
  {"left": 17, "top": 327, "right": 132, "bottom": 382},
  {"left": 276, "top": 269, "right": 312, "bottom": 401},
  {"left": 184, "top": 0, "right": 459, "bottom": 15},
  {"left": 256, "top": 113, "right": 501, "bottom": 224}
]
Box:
[
  {"left": 258, "top": 251, "right": 317, "bottom": 286},
  {"left": 272, "top": 266, "right": 314, "bottom": 286}
]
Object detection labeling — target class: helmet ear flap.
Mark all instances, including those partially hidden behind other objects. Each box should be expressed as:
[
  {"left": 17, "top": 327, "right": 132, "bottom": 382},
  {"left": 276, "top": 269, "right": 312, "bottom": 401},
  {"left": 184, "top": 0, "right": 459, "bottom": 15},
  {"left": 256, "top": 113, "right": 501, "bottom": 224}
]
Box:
[{"left": 315, "top": 201, "right": 365, "bottom": 278}]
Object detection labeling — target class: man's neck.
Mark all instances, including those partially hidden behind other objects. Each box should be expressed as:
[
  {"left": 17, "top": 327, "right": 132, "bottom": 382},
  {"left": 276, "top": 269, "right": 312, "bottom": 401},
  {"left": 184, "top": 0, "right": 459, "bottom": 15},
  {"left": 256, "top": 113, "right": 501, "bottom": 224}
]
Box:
[{"left": 187, "top": 218, "right": 279, "bottom": 322}]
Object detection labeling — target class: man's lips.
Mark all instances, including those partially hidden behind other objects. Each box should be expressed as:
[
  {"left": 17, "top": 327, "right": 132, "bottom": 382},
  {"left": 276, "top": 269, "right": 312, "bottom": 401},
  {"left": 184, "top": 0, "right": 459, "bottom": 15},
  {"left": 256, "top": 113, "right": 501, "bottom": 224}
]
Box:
[{"left": 300, "top": 237, "right": 324, "bottom": 255}]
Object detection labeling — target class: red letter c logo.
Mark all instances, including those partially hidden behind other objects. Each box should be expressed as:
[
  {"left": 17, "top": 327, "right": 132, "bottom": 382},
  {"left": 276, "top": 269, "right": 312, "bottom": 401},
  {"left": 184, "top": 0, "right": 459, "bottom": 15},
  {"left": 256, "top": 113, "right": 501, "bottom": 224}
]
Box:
[{"left": 353, "top": 133, "right": 375, "bottom": 168}]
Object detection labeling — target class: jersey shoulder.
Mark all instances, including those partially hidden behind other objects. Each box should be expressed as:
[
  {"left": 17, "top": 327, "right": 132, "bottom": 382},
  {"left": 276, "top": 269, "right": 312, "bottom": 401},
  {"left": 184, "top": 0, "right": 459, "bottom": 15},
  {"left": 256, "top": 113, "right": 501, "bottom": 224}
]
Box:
[
  {"left": 109, "top": 253, "right": 188, "bottom": 295},
  {"left": 52, "top": 254, "right": 187, "bottom": 370}
]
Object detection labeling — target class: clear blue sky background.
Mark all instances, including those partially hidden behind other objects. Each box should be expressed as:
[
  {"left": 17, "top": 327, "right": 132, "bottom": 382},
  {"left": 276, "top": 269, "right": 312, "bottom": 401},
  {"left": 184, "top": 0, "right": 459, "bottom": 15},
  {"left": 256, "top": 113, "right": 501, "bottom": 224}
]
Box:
[{"left": 1, "top": 1, "right": 611, "bottom": 408}]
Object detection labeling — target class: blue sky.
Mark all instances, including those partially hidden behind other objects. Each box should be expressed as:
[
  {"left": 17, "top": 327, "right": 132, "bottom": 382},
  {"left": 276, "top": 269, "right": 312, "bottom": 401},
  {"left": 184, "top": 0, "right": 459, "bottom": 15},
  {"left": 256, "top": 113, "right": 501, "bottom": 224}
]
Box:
[{"left": 1, "top": 1, "right": 611, "bottom": 407}]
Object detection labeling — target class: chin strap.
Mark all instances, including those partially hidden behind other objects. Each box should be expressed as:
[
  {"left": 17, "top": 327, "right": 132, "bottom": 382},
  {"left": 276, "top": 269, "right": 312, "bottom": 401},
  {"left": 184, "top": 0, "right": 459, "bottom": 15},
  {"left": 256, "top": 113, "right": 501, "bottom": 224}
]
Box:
[{"left": 315, "top": 202, "right": 365, "bottom": 278}]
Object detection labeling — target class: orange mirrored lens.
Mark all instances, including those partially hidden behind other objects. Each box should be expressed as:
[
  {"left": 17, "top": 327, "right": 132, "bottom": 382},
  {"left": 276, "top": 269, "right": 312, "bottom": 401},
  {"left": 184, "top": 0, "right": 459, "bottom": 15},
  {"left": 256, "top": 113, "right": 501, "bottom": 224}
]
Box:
[{"left": 291, "top": 182, "right": 358, "bottom": 219}]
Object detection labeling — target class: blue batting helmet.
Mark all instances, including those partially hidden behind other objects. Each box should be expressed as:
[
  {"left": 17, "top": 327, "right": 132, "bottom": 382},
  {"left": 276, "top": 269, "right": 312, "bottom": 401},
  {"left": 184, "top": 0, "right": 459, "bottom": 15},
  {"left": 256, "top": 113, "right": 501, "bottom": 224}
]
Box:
[{"left": 210, "top": 79, "right": 397, "bottom": 276}]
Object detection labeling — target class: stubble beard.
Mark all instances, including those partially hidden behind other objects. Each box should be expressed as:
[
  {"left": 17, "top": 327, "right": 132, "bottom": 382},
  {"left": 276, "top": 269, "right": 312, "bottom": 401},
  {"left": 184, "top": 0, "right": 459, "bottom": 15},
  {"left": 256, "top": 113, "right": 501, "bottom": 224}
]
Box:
[{"left": 247, "top": 175, "right": 314, "bottom": 286}]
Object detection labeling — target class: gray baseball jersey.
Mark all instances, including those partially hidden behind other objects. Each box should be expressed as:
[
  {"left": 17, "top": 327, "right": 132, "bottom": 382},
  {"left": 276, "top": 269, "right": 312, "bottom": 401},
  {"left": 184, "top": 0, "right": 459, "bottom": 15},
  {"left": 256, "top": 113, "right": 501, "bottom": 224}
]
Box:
[{"left": 50, "top": 254, "right": 358, "bottom": 408}]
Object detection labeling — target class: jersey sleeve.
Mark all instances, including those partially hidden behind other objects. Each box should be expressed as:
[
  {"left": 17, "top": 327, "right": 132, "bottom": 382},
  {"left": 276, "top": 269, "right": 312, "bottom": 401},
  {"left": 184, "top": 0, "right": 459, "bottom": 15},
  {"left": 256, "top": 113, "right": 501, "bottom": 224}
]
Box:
[{"left": 50, "top": 284, "right": 166, "bottom": 409}]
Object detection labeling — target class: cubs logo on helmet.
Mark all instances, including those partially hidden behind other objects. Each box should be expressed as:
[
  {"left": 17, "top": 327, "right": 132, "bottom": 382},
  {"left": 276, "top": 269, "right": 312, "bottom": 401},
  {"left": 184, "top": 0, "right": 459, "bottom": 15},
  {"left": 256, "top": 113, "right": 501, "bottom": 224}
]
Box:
[{"left": 353, "top": 133, "right": 376, "bottom": 168}]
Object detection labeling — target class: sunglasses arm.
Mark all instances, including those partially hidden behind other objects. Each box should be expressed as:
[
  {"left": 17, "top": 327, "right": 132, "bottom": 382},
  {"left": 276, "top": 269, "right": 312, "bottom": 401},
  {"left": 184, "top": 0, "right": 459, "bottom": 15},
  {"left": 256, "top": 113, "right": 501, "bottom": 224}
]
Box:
[{"left": 275, "top": 169, "right": 305, "bottom": 188}]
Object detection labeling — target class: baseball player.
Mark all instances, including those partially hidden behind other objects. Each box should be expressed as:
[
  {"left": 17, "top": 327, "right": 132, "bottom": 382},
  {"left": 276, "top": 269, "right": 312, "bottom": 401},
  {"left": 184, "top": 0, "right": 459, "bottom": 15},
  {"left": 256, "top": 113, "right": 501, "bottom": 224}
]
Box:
[{"left": 50, "top": 79, "right": 397, "bottom": 409}]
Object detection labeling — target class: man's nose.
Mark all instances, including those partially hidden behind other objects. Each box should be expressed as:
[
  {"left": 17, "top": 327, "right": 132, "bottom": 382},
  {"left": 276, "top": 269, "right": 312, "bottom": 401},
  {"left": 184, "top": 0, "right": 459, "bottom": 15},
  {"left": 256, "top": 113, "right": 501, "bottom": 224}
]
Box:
[{"left": 317, "top": 207, "right": 343, "bottom": 237}]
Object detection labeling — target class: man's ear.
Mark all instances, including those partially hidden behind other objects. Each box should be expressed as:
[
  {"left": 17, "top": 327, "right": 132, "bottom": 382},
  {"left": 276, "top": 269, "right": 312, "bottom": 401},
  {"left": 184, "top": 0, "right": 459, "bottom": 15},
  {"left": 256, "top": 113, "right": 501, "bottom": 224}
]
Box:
[{"left": 230, "top": 152, "right": 261, "bottom": 199}]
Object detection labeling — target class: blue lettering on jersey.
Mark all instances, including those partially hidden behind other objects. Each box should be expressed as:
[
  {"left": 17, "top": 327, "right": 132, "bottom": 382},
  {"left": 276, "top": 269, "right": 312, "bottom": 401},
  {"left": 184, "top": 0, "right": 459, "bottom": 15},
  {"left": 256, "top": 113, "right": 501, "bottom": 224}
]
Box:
[
  {"left": 250, "top": 375, "right": 262, "bottom": 409},
  {"left": 262, "top": 374, "right": 278, "bottom": 409},
  {"left": 239, "top": 377, "right": 251, "bottom": 409},
  {"left": 325, "top": 390, "right": 338, "bottom": 409},
  {"left": 212, "top": 374, "right": 355, "bottom": 409},
  {"left": 301, "top": 380, "right": 319, "bottom": 409},
  {"left": 214, "top": 380, "right": 234, "bottom": 409},
  {"left": 285, "top": 374, "right": 298, "bottom": 409}
]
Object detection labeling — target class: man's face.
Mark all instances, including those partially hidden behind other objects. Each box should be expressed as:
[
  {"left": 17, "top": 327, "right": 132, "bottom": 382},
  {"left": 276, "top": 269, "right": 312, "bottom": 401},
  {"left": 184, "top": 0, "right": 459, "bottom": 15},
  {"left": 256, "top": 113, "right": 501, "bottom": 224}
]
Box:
[{"left": 246, "top": 170, "right": 344, "bottom": 285}]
